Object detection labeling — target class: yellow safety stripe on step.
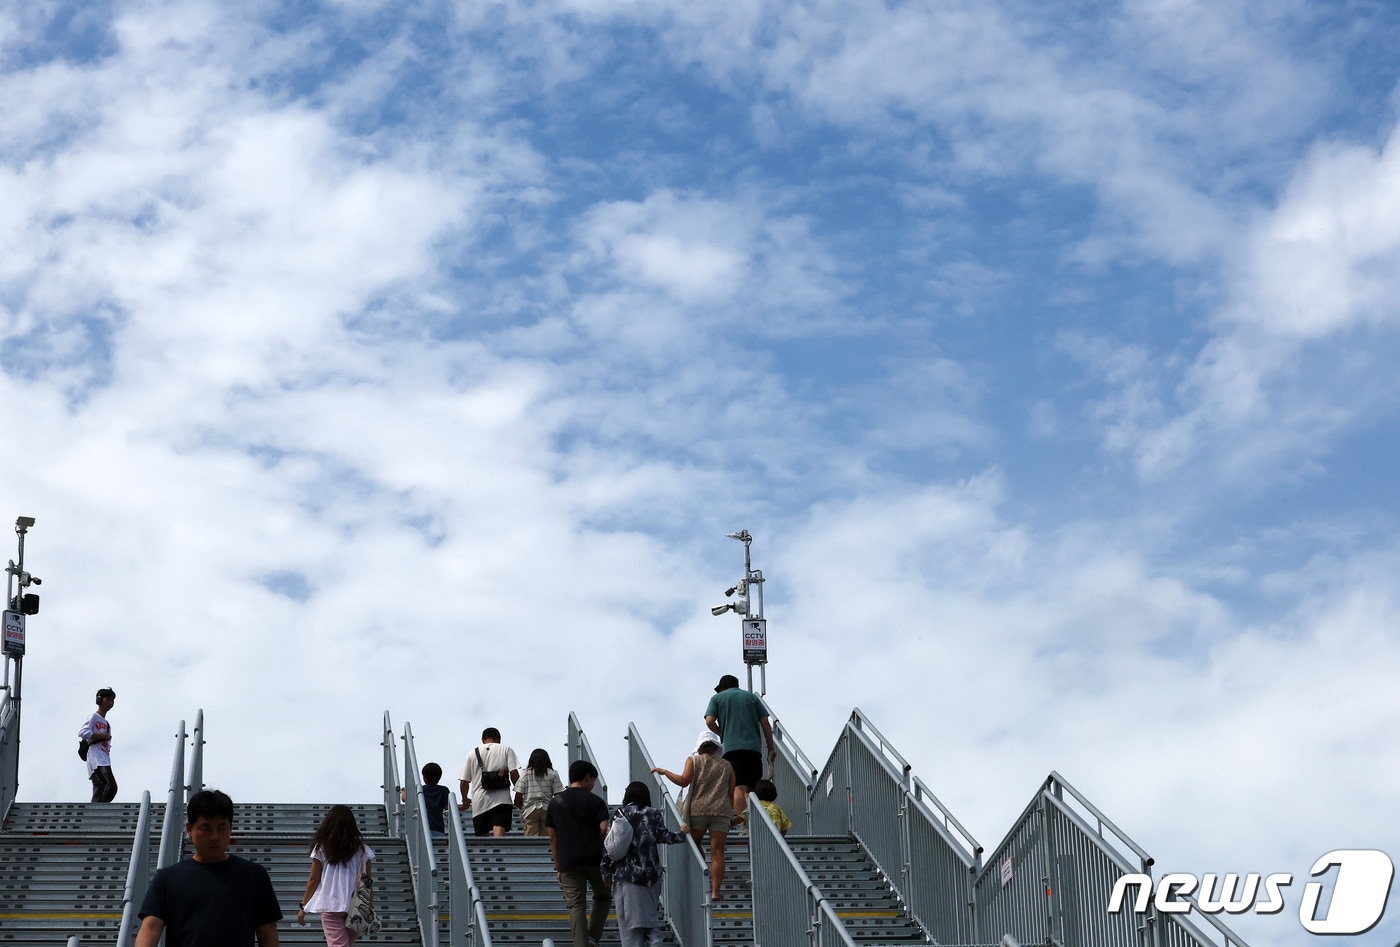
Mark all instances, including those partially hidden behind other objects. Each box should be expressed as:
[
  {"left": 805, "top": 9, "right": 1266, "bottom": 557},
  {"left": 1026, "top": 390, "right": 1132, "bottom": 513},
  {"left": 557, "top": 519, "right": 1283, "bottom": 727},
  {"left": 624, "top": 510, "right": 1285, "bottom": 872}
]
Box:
[
  {"left": 0, "top": 912, "right": 124, "bottom": 919},
  {"left": 464, "top": 908, "right": 896, "bottom": 921},
  {"left": 836, "top": 911, "right": 900, "bottom": 917}
]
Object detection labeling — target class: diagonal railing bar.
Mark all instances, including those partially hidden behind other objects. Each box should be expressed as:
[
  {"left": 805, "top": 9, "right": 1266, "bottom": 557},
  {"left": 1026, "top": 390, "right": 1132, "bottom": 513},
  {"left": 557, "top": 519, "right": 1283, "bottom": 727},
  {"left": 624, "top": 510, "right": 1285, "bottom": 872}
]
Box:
[
  {"left": 627, "top": 723, "right": 713, "bottom": 947},
  {"left": 971, "top": 774, "right": 1253, "bottom": 947},
  {"left": 383, "top": 711, "right": 402, "bottom": 839},
  {"left": 114, "top": 790, "right": 154, "bottom": 947},
  {"left": 749, "top": 789, "right": 858, "bottom": 947},
  {"left": 445, "top": 790, "right": 494, "bottom": 947},
  {"left": 807, "top": 709, "right": 982, "bottom": 944},
  {"left": 156, "top": 720, "right": 187, "bottom": 870},
  {"left": 567, "top": 712, "right": 608, "bottom": 802},
  {"left": 403, "top": 722, "right": 441, "bottom": 947},
  {"left": 759, "top": 697, "right": 818, "bottom": 834}
]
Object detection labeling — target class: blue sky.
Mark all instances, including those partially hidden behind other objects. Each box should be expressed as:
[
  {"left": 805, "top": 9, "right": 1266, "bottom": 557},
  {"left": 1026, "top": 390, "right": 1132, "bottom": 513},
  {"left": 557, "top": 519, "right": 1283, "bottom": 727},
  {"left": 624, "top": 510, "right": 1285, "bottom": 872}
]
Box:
[{"left": 5, "top": 0, "right": 1400, "bottom": 942}]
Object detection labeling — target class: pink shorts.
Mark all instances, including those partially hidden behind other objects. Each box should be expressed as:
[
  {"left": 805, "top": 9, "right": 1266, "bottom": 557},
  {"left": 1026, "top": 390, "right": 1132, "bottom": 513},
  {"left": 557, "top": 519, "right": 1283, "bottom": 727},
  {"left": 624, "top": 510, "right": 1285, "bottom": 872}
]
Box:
[{"left": 321, "top": 912, "right": 358, "bottom": 947}]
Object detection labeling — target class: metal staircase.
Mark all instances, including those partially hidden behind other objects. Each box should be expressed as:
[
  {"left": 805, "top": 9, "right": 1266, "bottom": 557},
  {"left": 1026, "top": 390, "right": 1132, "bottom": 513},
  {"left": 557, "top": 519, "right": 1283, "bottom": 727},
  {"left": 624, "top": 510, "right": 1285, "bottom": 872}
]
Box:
[{"left": 0, "top": 802, "right": 157, "bottom": 946}]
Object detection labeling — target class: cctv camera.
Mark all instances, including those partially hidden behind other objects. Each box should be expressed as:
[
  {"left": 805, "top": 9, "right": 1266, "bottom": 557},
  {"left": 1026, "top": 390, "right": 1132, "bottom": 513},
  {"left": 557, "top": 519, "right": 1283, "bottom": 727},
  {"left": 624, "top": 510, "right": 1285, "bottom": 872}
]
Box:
[
  {"left": 14, "top": 516, "right": 34, "bottom": 529},
  {"left": 711, "top": 604, "right": 732, "bottom": 617}
]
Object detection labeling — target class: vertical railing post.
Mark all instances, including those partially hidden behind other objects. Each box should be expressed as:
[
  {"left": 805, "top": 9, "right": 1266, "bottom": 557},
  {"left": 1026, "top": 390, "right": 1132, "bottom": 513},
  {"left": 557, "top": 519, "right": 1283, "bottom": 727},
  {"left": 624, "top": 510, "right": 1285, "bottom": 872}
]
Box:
[
  {"left": 383, "top": 711, "right": 402, "bottom": 839},
  {"left": 186, "top": 708, "right": 204, "bottom": 801}
]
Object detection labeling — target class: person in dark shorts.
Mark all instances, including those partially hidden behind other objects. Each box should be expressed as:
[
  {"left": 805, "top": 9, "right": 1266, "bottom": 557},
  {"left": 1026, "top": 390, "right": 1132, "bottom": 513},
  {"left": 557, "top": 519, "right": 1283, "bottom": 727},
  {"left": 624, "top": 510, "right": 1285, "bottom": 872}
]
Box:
[
  {"left": 546, "top": 759, "right": 611, "bottom": 947},
  {"left": 458, "top": 727, "right": 520, "bottom": 836},
  {"left": 136, "top": 789, "right": 282, "bottom": 947},
  {"left": 704, "top": 674, "right": 777, "bottom": 821}
]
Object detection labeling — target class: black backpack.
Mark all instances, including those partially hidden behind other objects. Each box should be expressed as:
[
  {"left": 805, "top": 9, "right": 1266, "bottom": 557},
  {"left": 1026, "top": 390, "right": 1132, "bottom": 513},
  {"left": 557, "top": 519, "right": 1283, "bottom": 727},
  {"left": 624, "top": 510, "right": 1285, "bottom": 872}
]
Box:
[{"left": 78, "top": 739, "right": 90, "bottom": 761}]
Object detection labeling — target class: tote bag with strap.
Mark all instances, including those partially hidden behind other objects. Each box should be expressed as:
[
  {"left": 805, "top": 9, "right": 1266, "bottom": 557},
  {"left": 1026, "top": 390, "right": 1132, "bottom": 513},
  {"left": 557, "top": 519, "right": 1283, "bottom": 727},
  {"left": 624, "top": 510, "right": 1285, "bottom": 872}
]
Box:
[{"left": 344, "top": 854, "right": 382, "bottom": 936}]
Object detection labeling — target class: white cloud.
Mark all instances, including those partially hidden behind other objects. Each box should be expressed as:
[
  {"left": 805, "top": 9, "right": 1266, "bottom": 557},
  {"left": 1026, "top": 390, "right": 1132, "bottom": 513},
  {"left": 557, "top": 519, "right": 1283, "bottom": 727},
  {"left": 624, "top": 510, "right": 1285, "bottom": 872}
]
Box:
[{"left": 2, "top": 6, "right": 1398, "bottom": 947}]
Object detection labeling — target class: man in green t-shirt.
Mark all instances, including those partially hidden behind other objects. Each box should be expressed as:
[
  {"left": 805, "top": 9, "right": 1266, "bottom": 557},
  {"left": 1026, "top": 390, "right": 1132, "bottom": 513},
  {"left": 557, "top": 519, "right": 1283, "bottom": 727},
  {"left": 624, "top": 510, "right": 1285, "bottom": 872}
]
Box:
[{"left": 704, "top": 674, "right": 777, "bottom": 820}]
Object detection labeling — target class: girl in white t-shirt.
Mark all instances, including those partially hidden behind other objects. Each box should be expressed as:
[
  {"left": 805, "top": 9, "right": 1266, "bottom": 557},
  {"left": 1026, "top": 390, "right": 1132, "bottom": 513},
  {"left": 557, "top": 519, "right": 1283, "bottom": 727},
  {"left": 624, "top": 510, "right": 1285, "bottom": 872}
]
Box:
[{"left": 296, "top": 805, "right": 376, "bottom": 947}]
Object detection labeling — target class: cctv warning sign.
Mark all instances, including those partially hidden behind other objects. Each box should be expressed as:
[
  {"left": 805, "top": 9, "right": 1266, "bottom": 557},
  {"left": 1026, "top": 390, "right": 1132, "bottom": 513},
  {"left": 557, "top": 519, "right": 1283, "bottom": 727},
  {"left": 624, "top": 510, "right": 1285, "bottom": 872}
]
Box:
[
  {"left": 3, "top": 610, "right": 24, "bottom": 657},
  {"left": 743, "top": 619, "right": 767, "bottom": 666}
]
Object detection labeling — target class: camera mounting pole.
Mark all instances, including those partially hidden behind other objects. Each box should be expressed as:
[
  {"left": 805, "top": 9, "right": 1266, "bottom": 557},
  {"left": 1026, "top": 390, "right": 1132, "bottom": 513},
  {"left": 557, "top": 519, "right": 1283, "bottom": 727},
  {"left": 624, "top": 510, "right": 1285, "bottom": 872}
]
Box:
[
  {"left": 2, "top": 516, "right": 37, "bottom": 818},
  {"left": 711, "top": 530, "right": 768, "bottom": 695}
]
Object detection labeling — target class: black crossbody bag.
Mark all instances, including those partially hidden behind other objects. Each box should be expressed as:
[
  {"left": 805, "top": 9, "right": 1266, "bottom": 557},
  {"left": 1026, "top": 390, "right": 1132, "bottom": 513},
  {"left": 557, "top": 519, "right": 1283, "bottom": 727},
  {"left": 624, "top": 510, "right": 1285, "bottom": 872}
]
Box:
[{"left": 475, "top": 747, "right": 510, "bottom": 791}]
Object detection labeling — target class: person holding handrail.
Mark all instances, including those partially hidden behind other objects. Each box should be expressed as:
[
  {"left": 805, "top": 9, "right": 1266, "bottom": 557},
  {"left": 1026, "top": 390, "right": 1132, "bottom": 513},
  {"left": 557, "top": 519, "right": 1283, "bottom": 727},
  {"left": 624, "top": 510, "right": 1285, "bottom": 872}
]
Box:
[{"left": 652, "top": 730, "right": 735, "bottom": 902}]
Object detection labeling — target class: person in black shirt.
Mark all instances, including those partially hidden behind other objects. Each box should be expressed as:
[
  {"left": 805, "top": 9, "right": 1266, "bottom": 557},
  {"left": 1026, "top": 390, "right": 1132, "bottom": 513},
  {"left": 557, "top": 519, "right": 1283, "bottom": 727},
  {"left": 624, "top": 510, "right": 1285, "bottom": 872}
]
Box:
[
  {"left": 546, "top": 760, "right": 611, "bottom": 947},
  {"left": 421, "top": 762, "right": 450, "bottom": 837},
  {"left": 137, "top": 789, "right": 282, "bottom": 947}
]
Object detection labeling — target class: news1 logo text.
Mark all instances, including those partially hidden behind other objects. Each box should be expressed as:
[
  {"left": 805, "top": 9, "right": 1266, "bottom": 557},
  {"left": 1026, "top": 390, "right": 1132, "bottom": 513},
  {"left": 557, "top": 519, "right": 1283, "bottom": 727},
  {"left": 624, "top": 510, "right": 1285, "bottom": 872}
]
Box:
[{"left": 1107, "top": 850, "right": 1394, "bottom": 935}]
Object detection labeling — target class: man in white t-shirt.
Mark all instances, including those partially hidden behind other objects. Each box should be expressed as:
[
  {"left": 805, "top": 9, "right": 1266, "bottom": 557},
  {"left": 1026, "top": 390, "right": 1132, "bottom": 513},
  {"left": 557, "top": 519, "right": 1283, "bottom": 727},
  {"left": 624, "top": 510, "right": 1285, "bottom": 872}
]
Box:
[
  {"left": 459, "top": 727, "right": 520, "bottom": 836},
  {"left": 79, "top": 687, "right": 118, "bottom": 803}
]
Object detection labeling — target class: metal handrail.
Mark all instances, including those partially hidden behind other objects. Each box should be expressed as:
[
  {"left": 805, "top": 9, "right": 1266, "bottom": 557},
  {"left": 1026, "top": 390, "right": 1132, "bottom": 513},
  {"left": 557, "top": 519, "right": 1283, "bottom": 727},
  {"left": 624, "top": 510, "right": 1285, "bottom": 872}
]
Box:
[
  {"left": 382, "top": 711, "right": 402, "bottom": 839},
  {"left": 114, "top": 790, "right": 153, "bottom": 947},
  {"left": 445, "top": 790, "right": 493, "bottom": 946},
  {"left": 156, "top": 720, "right": 187, "bottom": 870},
  {"left": 567, "top": 712, "right": 608, "bottom": 802},
  {"left": 760, "top": 698, "right": 819, "bottom": 834},
  {"left": 849, "top": 707, "right": 913, "bottom": 785},
  {"left": 843, "top": 720, "right": 983, "bottom": 860},
  {"left": 748, "top": 790, "right": 857, "bottom": 947},
  {"left": 761, "top": 697, "right": 819, "bottom": 783},
  {"left": 831, "top": 715, "right": 980, "bottom": 944},
  {"left": 910, "top": 774, "right": 983, "bottom": 863},
  {"left": 187, "top": 709, "right": 205, "bottom": 800},
  {"left": 1044, "top": 771, "right": 1153, "bottom": 872},
  {"left": 626, "top": 723, "right": 712, "bottom": 947},
  {"left": 815, "top": 897, "right": 860, "bottom": 947},
  {"left": 1039, "top": 789, "right": 1250, "bottom": 947},
  {"left": 402, "top": 722, "right": 440, "bottom": 947}
]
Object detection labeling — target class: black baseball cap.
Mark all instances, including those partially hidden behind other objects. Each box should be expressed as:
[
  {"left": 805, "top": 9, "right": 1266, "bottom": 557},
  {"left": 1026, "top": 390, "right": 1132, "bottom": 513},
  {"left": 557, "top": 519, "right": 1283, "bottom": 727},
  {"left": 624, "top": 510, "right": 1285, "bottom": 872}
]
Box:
[{"left": 714, "top": 674, "right": 741, "bottom": 693}]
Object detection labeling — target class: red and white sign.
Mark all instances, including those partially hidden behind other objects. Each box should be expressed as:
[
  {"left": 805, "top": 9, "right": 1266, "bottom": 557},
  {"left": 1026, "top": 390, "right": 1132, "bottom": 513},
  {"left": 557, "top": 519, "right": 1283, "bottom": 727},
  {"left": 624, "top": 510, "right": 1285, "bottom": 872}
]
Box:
[
  {"left": 743, "top": 618, "right": 767, "bottom": 666},
  {"left": 3, "top": 610, "right": 24, "bottom": 657}
]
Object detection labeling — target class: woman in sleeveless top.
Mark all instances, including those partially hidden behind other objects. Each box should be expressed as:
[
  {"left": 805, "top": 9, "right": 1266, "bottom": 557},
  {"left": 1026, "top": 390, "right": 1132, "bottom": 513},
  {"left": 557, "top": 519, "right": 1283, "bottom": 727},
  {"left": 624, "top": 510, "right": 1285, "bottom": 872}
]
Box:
[
  {"left": 652, "top": 730, "right": 735, "bottom": 901},
  {"left": 297, "top": 804, "right": 375, "bottom": 946}
]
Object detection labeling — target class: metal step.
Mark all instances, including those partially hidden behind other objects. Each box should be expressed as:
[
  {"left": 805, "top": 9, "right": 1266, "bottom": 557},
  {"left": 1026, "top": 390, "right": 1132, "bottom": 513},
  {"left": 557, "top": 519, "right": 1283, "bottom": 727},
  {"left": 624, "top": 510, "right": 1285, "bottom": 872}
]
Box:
[
  {"left": 788, "top": 837, "right": 930, "bottom": 943},
  {"left": 0, "top": 802, "right": 416, "bottom": 947},
  {"left": 0, "top": 803, "right": 162, "bottom": 946},
  {"left": 463, "top": 836, "right": 682, "bottom": 945}
]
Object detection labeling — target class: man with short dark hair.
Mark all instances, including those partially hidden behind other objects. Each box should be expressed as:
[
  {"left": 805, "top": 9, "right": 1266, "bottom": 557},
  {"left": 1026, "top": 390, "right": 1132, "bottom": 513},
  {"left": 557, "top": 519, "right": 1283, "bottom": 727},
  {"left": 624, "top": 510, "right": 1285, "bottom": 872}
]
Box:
[
  {"left": 705, "top": 673, "right": 777, "bottom": 821},
  {"left": 79, "top": 687, "right": 118, "bottom": 802},
  {"left": 546, "top": 760, "right": 611, "bottom": 947},
  {"left": 136, "top": 789, "right": 283, "bottom": 947},
  {"left": 459, "top": 726, "right": 521, "bottom": 836}
]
